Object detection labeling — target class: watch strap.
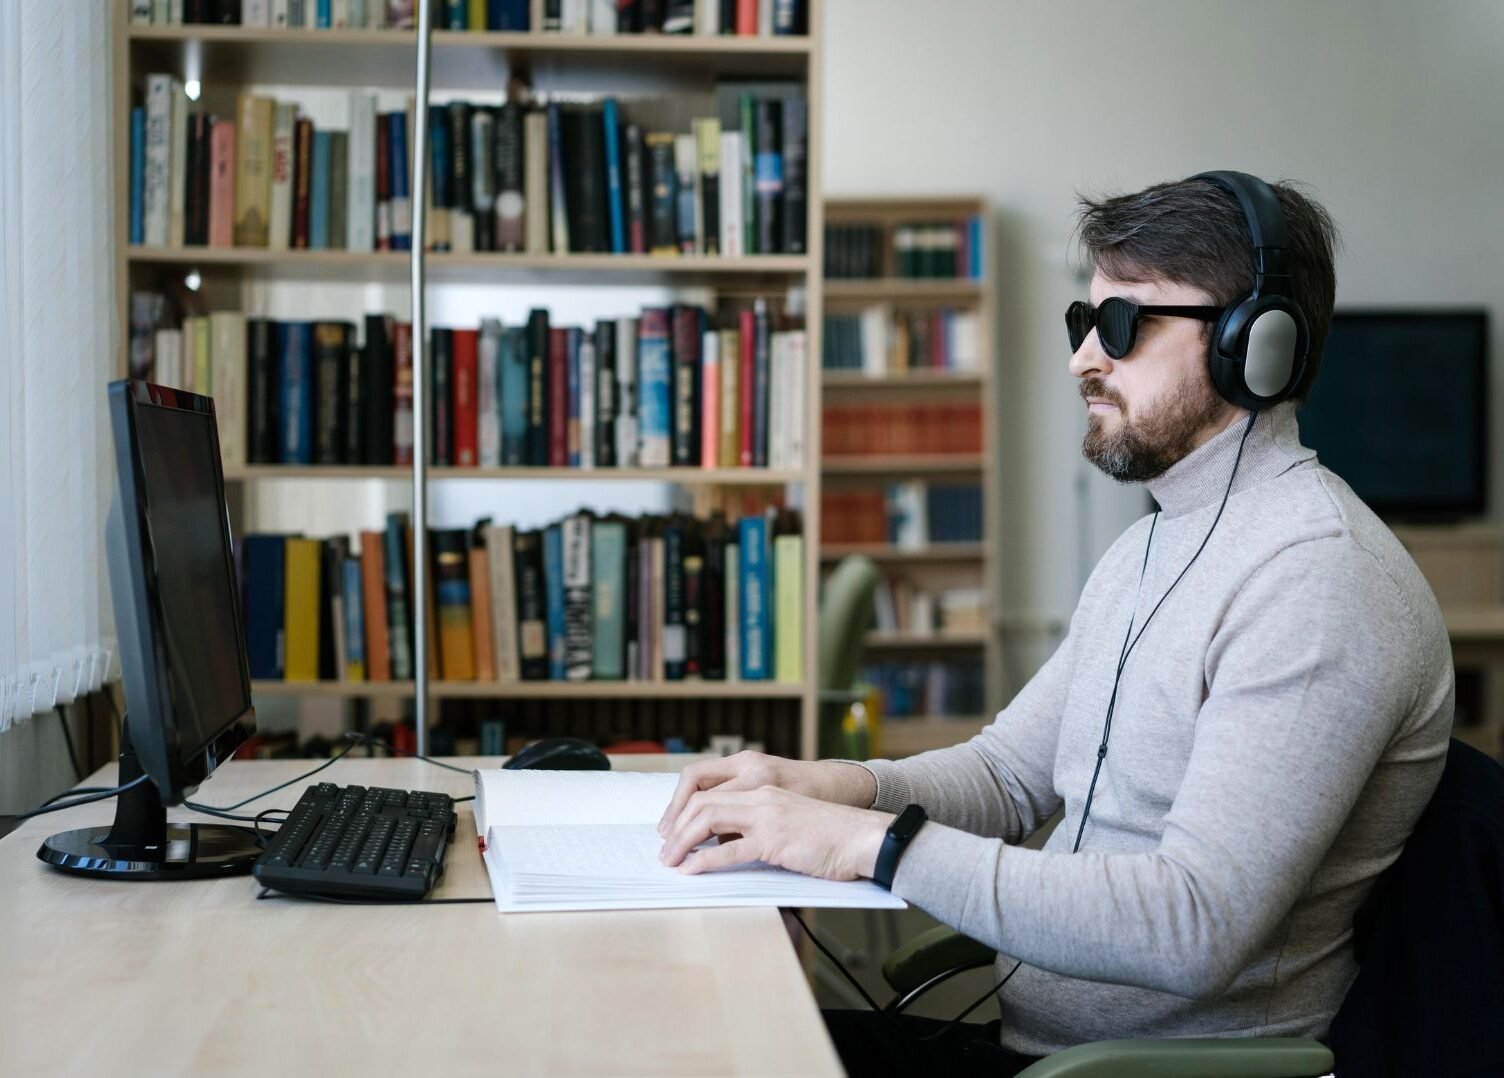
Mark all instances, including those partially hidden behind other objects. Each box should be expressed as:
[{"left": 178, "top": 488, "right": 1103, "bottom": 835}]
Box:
[{"left": 873, "top": 803, "right": 927, "bottom": 891}]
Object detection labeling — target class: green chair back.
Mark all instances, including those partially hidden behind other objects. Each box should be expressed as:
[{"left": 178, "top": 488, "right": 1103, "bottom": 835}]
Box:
[{"left": 817, "top": 555, "right": 881, "bottom": 757}]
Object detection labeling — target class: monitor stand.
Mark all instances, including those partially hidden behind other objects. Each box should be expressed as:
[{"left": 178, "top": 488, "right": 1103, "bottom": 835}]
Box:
[{"left": 36, "top": 725, "right": 262, "bottom": 880}]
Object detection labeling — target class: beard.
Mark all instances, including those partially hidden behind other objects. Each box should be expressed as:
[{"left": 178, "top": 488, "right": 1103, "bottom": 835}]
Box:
[{"left": 1080, "top": 373, "right": 1227, "bottom": 483}]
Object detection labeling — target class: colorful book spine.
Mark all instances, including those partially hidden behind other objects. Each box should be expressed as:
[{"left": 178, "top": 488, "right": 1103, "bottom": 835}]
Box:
[
  {"left": 433, "top": 529, "right": 475, "bottom": 680},
  {"left": 477, "top": 320, "right": 502, "bottom": 467},
  {"left": 543, "top": 524, "right": 566, "bottom": 680},
  {"left": 129, "top": 108, "right": 145, "bottom": 245},
  {"left": 309, "top": 129, "right": 332, "bottom": 249},
  {"left": 773, "top": 519, "right": 802, "bottom": 682},
  {"left": 359, "top": 530, "right": 391, "bottom": 681},
  {"left": 562, "top": 513, "right": 593, "bottom": 680},
  {"left": 602, "top": 98, "right": 626, "bottom": 254},
  {"left": 500, "top": 325, "right": 529, "bottom": 465},
  {"left": 383, "top": 512, "right": 414, "bottom": 680},
  {"left": 389, "top": 110, "right": 411, "bottom": 250},
  {"left": 737, "top": 515, "right": 769, "bottom": 679},
  {"left": 341, "top": 557, "right": 367, "bottom": 681},
  {"left": 637, "top": 308, "right": 672, "bottom": 466},
  {"left": 546, "top": 102, "right": 569, "bottom": 254},
  {"left": 452, "top": 327, "right": 479, "bottom": 466},
  {"left": 276, "top": 321, "right": 313, "bottom": 464},
  {"left": 590, "top": 518, "right": 626, "bottom": 679},
  {"left": 283, "top": 537, "right": 322, "bottom": 681},
  {"left": 468, "top": 540, "right": 495, "bottom": 681}
]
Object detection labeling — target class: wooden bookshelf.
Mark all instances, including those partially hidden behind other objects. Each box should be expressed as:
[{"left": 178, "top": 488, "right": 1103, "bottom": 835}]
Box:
[
  {"left": 114, "top": 4, "right": 827, "bottom": 758},
  {"left": 821, "top": 196, "right": 1001, "bottom": 754}
]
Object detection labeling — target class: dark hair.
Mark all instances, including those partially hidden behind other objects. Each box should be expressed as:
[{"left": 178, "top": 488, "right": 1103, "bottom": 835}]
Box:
[{"left": 1076, "top": 176, "right": 1339, "bottom": 403}]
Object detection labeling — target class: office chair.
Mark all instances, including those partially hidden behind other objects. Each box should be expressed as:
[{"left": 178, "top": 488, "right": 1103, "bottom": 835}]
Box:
[
  {"left": 878, "top": 739, "right": 1504, "bottom": 1076},
  {"left": 817, "top": 554, "right": 882, "bottom": 760}
]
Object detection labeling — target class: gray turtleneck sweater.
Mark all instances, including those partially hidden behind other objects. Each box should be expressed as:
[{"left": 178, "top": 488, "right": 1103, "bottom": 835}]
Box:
[{"left": 862, "top": 402, "right": 1454, "bottom": 1056}]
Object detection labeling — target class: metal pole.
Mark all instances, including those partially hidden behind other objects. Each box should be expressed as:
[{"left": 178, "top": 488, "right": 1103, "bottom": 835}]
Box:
[{"left": 410, "top": 0, "right": 433, "bottom": 756}]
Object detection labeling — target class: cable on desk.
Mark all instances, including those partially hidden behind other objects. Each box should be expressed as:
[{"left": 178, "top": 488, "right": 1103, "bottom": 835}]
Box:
[
  {"left": 13, "top": 774, "right": 152, "bottom": 821},
  {"left": 789, "top": 910, "right": 884, "bottom": 1013},
  {"left": 194, "top": 738, "right": 362, "bottom": 812},
  {"left": 342, "top": 731, "right": 475, "bottom": 775}
]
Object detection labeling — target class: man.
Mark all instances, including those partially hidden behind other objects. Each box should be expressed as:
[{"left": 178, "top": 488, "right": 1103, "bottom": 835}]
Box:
[{"left": 656, "top": 172, "right": 1454, "bottom": 1076}]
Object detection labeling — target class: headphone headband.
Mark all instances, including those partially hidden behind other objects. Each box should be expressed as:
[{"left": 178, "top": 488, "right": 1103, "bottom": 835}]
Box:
[{"left": 1191, "top": 170, "right": 1294, "bottom": 297}]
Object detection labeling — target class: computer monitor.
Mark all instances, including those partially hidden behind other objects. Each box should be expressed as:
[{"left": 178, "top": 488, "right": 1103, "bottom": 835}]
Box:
[{"left": 38, "top": 380, "right": 263, "bottom": 879}]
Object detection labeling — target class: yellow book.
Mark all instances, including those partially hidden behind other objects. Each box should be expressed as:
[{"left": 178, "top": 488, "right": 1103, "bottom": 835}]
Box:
[
  {"left": 193, "top": 317, "right": 212, "bottom": 398},
  {"left": 468, "top": 0, "right": 486, "bottom": 29},
  {"left": 718, "top": 327, "right": 739, "bottom": 469},
  {"left": 773, "top": 528, "right": 803, "bottom": 683},
  {"left": 234, "top": 94, "right": 274, "bottom": 247},
  {"left": 283, "top": 537, "right": 322, "bottom": 681}
]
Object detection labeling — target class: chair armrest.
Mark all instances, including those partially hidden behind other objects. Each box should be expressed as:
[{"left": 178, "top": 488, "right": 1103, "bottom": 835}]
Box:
[
  {"left": 881, "top": 925, "right": 995, "bottom": 995},
  {"left": 1014, "top": 1037, "right": 1334, "bottom": 1078}
]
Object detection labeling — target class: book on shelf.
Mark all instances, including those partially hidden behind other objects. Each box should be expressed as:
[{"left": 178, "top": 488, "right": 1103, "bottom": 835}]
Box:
[
  {"left": 128, "top": 81, "right": 808, "bottom": 259},
  {"left": 859, "top": 657, "right": 987, "bottom": 719},
  {"left": 821, "top": 481, "right": 984, "bottom": 547},
  {"left": 473, "top": 770, "right": 902, "bottom": 914},
  {"left": 822, "top": 401, "right": 982, "bottom": 458},
  {"left": 237, "top": 505, "right": 804, "bottom": 687},
  {"left": 868, "top": 576, "right": 988, "bottom": 639}
]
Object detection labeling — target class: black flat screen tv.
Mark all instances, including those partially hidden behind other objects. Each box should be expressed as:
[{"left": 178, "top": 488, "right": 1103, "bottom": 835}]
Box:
[{"left": 1297, "top": 310, "right": 1488, "bottom": 520}]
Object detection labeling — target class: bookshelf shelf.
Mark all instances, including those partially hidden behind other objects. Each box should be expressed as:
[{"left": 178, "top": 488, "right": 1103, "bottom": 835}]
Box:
[
  {"left": 879, "top": 715, "right": 991, "bottom": 758},
  {"left": 822, "top": 454, "right": 984, "bottom": 475},
  {"left": 820, "top": 543, "right": 985, "bottom": 563},
  {"left": 127, "top": 246, "right": 811, "bottom": 283},
  {"left": 821, "top": 371, "right": 983, "bottom": 391},
  {"left": 864, "top": 630, "right": 989, "bottom": 649},
  {"left": 251, "top": 679, "right": 803, "bottom": 700},
  {"left": 117, "top": 1, "right": 827, "bottom": 758},
  {"left": 824, "top": 279, "right": 983, "bottom": 303}
]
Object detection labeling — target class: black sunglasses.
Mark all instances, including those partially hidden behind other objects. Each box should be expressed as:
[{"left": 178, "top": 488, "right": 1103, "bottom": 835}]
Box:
[{"left": 1066, "top": 298, "right": 1224, "bottom": 359}]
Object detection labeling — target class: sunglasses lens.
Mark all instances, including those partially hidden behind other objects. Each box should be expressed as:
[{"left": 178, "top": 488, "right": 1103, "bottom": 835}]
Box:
[
  {"left": 1066, "top": 301, "right": 1093, "bottom": 352},
  {"left": 1096, "top": 298, "right": 1137, "bottom": 359}
]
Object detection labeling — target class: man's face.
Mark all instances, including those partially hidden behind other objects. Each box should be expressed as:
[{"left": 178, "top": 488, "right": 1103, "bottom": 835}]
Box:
[{"left": 1069, "top": 271, "right": 1239, "bottom": 482}]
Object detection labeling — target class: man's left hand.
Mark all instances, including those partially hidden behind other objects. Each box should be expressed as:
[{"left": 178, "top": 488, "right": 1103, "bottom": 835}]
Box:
[{"left": 658, "top": 786, "right": 895, "bottom": 881}]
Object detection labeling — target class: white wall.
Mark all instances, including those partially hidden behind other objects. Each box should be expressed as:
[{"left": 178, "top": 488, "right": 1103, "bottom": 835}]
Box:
[{"left": 822, "top": 0, "right": 1504, "bottom": 667}]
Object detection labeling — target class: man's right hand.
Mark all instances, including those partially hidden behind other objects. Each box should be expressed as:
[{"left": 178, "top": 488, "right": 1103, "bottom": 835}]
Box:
[{"left": 656, "top": 751, "right": 877, "bottom": 838}]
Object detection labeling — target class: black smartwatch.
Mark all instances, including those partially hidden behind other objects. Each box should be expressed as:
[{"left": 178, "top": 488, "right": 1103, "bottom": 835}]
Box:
[{"left": 872, "top": 804, "right": 927, "bottom": 891}]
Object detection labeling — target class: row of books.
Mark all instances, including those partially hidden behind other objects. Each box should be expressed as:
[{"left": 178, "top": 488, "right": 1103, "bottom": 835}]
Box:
[
  {"left": 858, "top": 658, "right": 987, "bottom": 719},
  {"left": 131, "top": 294, "right": 805, "bottom": 471},
  {"left": 821, "top": 482, "right": 984, "bottom": 547},
  {"left": 822, "top": 306, "right": 981, "bottom": 375},
  {"left": 128, "top": 80, "right": 809, "bottom": 258},
  {"left": 824, "top": 218, "right": 986, "bottom": 280},
  {"left": 130, "top": 0, "right": 806, "bottom": 36},
  {"left": 240, "top": 507, "right": 805, "bottom": 685},
  {"left": 822, "top": 402, "right": 983, "bottom": 458},
  {"left": 872, "top": 578, "right": 987, "bottom": 636}
]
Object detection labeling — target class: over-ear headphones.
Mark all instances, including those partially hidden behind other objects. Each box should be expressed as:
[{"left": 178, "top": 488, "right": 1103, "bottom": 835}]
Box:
[{"left": 1191, "top": 170, "right": 1311, "bottom": 411}]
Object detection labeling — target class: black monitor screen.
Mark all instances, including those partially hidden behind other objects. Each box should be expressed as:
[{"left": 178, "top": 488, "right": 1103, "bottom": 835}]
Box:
[
  {"left": 1297, "top": 311, "right": 1488, "bottom": 518},
  {"left": 133, "top": 400, "right": 250, "bottom": 757}
]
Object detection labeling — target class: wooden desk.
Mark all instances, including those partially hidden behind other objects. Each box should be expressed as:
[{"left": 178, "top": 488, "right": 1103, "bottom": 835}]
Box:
[{"left": 0, "top": 756, "right": 842, "bottom": 1077}]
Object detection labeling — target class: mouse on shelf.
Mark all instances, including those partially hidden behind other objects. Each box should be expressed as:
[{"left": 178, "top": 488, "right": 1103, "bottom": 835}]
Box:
[{"left": 503, "top": 736, "right": 611, "bottom": 771}]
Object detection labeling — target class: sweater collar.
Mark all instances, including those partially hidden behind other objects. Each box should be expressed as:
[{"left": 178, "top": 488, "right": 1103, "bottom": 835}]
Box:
[{"left": 1144, "top": 401, "right": 1315, "bottom": 519}]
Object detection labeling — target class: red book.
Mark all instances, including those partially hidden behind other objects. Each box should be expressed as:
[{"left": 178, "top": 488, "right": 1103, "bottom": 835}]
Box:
[
  {"left": 359, "top": 532, "right": 391, "bottom": 681},
  {"left": 208, "top": 119, "right": 237, "bottom": 247},
  {"left": 548, "top": 327, "right": 568, "bottom": 467},
  {"left": 738, "top": 308, "right": 755, "bottom": 466},
  {"left": 393, "top": 321, "right": 414, "bottom": 464},
  {"left": 451, "top": 328, "right": 479, "bottom": 467},
  {"left": 735, "top": 0, "right": 757, "bottom": 35},
  {"left": 291, "top": 117, "right": 313, "bottom": 249}
]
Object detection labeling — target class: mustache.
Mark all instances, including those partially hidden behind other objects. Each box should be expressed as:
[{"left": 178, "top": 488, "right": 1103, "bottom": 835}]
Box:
[{"left": 1079, "top": 378, "right": 1125, "bottom": 409}]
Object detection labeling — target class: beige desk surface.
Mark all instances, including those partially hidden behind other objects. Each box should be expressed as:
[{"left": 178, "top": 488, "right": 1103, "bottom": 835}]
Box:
[{"left": 0, "top": 755, "right": 843, "bottom": 1078}]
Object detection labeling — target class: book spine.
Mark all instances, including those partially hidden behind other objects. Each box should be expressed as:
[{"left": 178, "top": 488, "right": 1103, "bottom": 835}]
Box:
[
  {"left": 723, "top": 538, "right": 739, "bottom": 680},
  {"left": 291, "top": 117, "right": 312, "bottom": 248},
  {"left": 495, "top": 101, "right": 525, "bottom": 251},
  {"left": 752, "top": 298, "right": 770, "bottom": 466},
  {"left": 389, "top": 110, "right": 411, "bottom": 249},
  {"left": 565, "top": 327, "right": 581, "bottom": 466},
  {"left": 393, "top": 321, "right": 414, "bottom": 464},
  {"left": 773, "top": 525, "right": 802, "bottom": 682},
  {"left": 543, "top": 524, "right": 566, "bottom": 679},
  {"left": 210, "top": 312, "right": 248, "bottom": 467},
  {"left": 547, "top": 327, "right": 569, "bottom": 466},
  {"left": 717, "top": 131, "right": 742, "bottom": 258},
  {"left": 739, "top": 95, "right": 755, "bottom": 253},
  {"left": 646, "top": 132, "right": 677, "bottom": 254},
  {"left": 546, "top": 102, "right": 569, "bottom": 253},
  {"left": 683, "top": 533, "right": 703, "bottom": 677},
  {"left": 702, "top": 522, "right": 725, "bottom": 679},
  {"left": 311, "top": 322, "right": 346, "bottom": 463},
  {"left": 718, "top": 326, "right": 739, "bottom": 468},
  {"left": 234, "top": 94, "right": 273, "bottom": 247},
  {"left": 674, "top": 133, "right": 698, "bottom": 254},
  {"left": 167, "top": 81, "right": 187, "bottom": 247},
  {"left": 670, "top": 305, "right": 701, "bottom": 466},
  {"left": 209, "top": 117, "right": 237, "bottom": 247},
  {"left": 309, "top": 129, "right": 332, "bottom": 249},
  {"left": 662, "top": 521, "right": 685, "bottom": 679},
  {"left": 247, "top": 317, "right": 278, "bottom": 463},
  {"left": 602, "top": 99, "right": 626, "bottom": 254},
  {"left": 277, "top": 321, "right": 313, "bottom": 464},
  {"left": 562, "top": 514, "right": 593, "bottom": 680},
  {"left": 615, "top": 316, "right": 638, "bottom": 466},
  {"left": 342, "top": 557, "right": 367, "bottom": 681},
  {"left": 283, "top": 537, "right": 322, "bottom": 681},
  {"left": 624, "top": 123, "right": 647, "bottom": 254},
  {"left": 637, "top": 308, "right": 672, "bottom": 466},
  {"left": 185, "top": 112, "right": 209, "bottom": 245},
  {"left": 737, "top": 515, "right": 769, "bottom": 679},
  {"left": 376, "top": 111, "right": 392, "bottom": 249},
  {"left": 752, "top": 98, "right": 782, "bottom": 254},
  {"left": 590, "top": 519, "right": 625, "bottom": 679},
  {"left": 243, "top": 535, "right": 286, "bottom": 679},
  {"left": 785, "top": 329, "right": 804, "bottom": 468},
  {"left": 362, "top": 314, "right": 394, "bottom": 464},
  {"left": 347, "top": 93, "right": 376, "bottom": 252},
  {"left": 579, "top": 332, "right": 596, "bottom": 469},
  {"left": 129, "top": 108, "right": 146, "bottom": 245},
  {"left": 694, "top": 118, "right": 720, "bottom": 256},
  {"left": 383, "top": 514, "right": 413, "bottom": 680},
  {"left": 500, "top": 326, "right": 529, "bottom": 465},
  {"left": 525, "top": 309, "right": 549, "bottom": 465},
  {"left": 477, "top": 319, "right": 502, "bottom": 467},
  {"left": 487, "top": 524, "right": 521, "bottom": 681},
  {"left": 738, "top": 308, "right": 755, "bottom": 466},
  {"left": 430, "top": 328, "right": 452, "bottom": 465},
  {"left": 360, "top": 530, "right": 391, "bottom": 681},
  {"left": 524, "top": 108, "right": 549, "bottom": 254},
  {"left": 470, "top": 106, "right": 495, "bottom": 251},
  {"left": 593, "top": 320, "right": 617, "bottom": 468},
  {"left": 344, "top": 319, "right": 364, "bottom": 464},
  {"left": 433, "top": 530, "right": 476, "bottom": 680},
  {"left": 267, "top": 103, "right": 295, "bottom": 249},
  {"left": 452, "top": 328, "right": 479, "bottom": 466},
  {"left": 780, "top": 95, "right": 806, "bottom": 254},
  {"left": 700, "top": 327, "right": 719, "bottom": 468}
]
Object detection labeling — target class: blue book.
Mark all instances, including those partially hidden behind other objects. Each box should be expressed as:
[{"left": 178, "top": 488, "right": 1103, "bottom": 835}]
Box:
[
  {"left": 602, "top": 99, "right": 626, "bottom": 254},
  {"left": 445, "top": 0, "right": 466, "bottom": 28},
  {"left": 544, "top": 524, "right": 566, "bottom": 680},
  {"left": 488, "top": 0, "right": 529, "bottom": 29},
  {"left": 383, "top": 513, "right": 413, "bottom": 680},
  {"left": 389, "top": 112, "right": 411, "bottom": 251},
  {"left": 738, "top": 515, "right": 770, "bottom": 680},
  {"left": 276, "top": 321, "right": 314, "bottom": 464},
  {"left": 309, "top": 130, "right": 332, "bottom": 249},
  {"left": 429, "top": 105, "right": 450, "bottom": 241},
  {"left": 546, "top": 102, "right": 568, "bottom": 253},
  {"left": 967, "top": 214, "right": 982, "bottom": 278},
  {"left": 566, "top": 327, "right": 581, "bottom": 467},
  {"left": 342, "top": 557, "right": 366, "bottom": 678},
  {"left": 590, "top": 518, "right": 626, "bottom": 680},
  {"left": 243, "top": 534, "right": 288, "bottom": 679},
  {"left": 128, "top": 107, "right": 145, "bottom": 245},
  {"left": 636, "top": 308, "right": 672, "bottom": 465},
  {"left": 317, "top": 0, "right": 331, "bottom": 27},
  {"left": 499, "top": 326, "right": 529, "bottom": 465}
]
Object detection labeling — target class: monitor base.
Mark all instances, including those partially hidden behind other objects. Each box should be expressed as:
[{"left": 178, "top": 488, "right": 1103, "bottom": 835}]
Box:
[{"left": 37, "top": 823, "right": 261, "bottom": 880}]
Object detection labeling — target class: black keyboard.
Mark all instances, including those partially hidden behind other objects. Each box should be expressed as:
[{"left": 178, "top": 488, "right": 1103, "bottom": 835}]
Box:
[{"left": 253, "top": 782, "right": 457, "bottom": 900}]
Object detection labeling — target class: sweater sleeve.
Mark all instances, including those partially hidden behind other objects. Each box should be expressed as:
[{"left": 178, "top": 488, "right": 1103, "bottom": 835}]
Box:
[
  {"left": 858, "top": 618, "right": 1076, "bottom": 843},
  {"left": 886, "top": 538, "right": 1443, "bottom": 999}
]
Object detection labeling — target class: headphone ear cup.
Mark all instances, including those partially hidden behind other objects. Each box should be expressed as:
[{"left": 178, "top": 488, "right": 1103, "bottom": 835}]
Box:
[
  {"left": 1207, "top": 301, "right": 1249, "bottom": 406},
  {"left": 1207, "top": 297, "right": 1310, "bottom": 409}
]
